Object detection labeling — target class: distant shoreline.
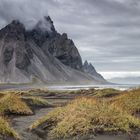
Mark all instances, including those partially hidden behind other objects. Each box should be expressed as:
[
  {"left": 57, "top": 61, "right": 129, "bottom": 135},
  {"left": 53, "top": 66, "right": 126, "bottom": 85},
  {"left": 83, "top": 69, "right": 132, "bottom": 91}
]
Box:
[{"left": 0, "top": 83, "right": 139, "bottom": 91}]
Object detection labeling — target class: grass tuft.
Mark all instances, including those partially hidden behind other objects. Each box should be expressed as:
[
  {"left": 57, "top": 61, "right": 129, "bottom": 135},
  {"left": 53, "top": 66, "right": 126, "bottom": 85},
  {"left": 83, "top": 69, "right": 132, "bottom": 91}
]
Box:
[
  {"left": 22, "top": 96, "right": 52, "bottom": 107},
  {"left": 0, "top": 94, "right": 33, "bottom": 115},
  {"left": 30, "top": 97, "right": 140, "bottom": 139},
  {"left": 0, "top": 117, "right": 19, "bottom": 139},
  {"left": 111, "top": 88, "right": 140, "bottom": 114},
  {"left": 94, "top": 88, "right": 121, "bottom": 98}
]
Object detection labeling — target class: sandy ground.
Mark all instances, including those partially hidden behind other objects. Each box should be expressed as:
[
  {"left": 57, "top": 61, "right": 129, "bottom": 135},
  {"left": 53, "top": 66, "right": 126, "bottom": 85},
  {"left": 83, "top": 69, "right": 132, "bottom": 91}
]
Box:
[
  {"left": 12, "top": 108, "right": 132, "bottom": 140},
  {"left": 0, "top": 84, "right": 139, "bottom": 140},
  {"left": 11, "top": 97, "right": 134, "bottom": 140},
  {"left": 12, "top": 108, "right": 53, "bottom": 140},
  {"left": 11, "top": 95, "right": 72, "bottom": 140}
]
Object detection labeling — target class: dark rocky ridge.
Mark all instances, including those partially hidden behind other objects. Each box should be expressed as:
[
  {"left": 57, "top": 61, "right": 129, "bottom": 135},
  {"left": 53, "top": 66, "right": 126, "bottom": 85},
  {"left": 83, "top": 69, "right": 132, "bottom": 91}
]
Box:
[
  {"left": 43, "top": 33, "right": 83, "bottom": 70},
  {"left": 83, "top": 60, "right": 106, "bottom": 82},
  {"left": 0, "top": 16, "right": 106, "bottom": 84},
  {"left": 26, "top": 16, "right": 83, "bottom": 70},
  {"left": 0, "top": 20, "right": 33, "bottom": 69}
]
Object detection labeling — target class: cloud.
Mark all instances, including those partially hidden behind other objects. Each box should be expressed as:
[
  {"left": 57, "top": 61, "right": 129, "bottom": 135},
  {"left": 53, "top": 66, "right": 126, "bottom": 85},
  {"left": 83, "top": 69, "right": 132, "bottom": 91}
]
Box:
[
  {"left": 0, "top": 0, "right": 140, "bottom": 73},
  {"left": 47, "top": 0, "right": 140, "bottom": 72},
  {"left": 0, "top": 0, "right": 48, "bottom": 29},
  {"left": 100, "top": 71, "right": 140, "bottom": 79}
]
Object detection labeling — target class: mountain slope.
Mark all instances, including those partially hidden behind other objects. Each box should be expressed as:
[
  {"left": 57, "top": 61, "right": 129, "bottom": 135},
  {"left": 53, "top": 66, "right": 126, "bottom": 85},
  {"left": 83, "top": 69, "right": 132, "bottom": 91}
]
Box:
[
  {"left": 0, "top": 17, "right": 106, "bottom": 84},
  {"left": 26, "top": 16, "right": 83, "bottom": 71},
  {"left": 83, "top": 60, "right": 106, "bottom": 82}
]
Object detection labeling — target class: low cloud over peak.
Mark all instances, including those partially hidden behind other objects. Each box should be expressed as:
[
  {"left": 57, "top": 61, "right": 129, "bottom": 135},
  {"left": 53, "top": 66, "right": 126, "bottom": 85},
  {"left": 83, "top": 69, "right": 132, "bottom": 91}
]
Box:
[{"left": 0, "top": 0, "right": 48, "bottom": 30}]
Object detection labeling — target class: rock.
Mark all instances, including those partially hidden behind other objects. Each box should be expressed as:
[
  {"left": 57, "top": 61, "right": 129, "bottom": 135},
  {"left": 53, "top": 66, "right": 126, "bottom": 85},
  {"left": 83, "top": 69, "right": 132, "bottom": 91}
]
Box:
[
  {"left": 0, "top": 16, "right": 106, "bottom": 84},
  {"left": 3, "top": 46, "right": 14, "bottom": 65},
  {"left": 83, "top": 60, "right": 106, "bottom": 82},
  {"left": 42, "top": 33, "right": 83, "bottom": 70},
  {"left": 27, "top": 16, "right": 83, "bottom": 70},
  {"left": 0, "top": 21, "right": 33, "bottom": 70}
]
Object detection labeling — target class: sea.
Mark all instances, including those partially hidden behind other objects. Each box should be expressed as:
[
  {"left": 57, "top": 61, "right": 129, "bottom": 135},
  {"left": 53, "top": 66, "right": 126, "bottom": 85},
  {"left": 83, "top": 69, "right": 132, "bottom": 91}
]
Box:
[
  {"left": 47, "top": 84, "right": 140, "bottom": 91},
  {"left": 0, "top": 83, "right": 139, "bottom": 91}
]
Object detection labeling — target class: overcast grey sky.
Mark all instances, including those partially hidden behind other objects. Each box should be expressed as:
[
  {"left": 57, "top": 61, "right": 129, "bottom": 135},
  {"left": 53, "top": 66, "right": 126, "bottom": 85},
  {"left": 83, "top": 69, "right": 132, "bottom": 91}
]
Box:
[{"left": 0, "top": 0, "right": 140, "bottom": 77}]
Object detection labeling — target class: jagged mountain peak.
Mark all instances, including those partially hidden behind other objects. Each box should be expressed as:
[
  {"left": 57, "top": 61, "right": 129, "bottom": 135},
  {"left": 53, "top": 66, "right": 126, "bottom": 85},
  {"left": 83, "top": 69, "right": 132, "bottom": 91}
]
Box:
[
  {"left": 83, "top": 60, "right": 106, "bottom": 82},
  {"left": 25, "top": 16, "right": 57, "bottom": 47},
  {"left": 83, "top": 61, "right": 96, "bottom": 72},
  {"left": 34, "top": 16, "right": 56, "bottom": 33},
  {"left": 83, "top": 60, "right": 96, "bottom": 73},
  {"left": 61, "top": 33, "right": 68, "bottom": 40},
  {"left": 83, "top": 60, "right": 89, "bottom": 68},
  {"left": 0, "top": 20, "right": 25, "bottom": 40},
  {"left": 9, "top": 20, "right": 24, "bottom": 27},
  {"left": 44, "top": 16, "right": 56, "bottom": 32},
  {"left": 5, "top": 20, "right": 25, "bottom": 33},
  {"left": 84, "top": 60, "right": 88, "bottom": 64}
]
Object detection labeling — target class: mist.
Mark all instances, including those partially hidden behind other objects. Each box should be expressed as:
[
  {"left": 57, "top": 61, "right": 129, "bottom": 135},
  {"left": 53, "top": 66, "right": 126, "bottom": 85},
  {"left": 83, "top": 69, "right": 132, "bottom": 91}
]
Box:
[{"left": 0, "top": 0, "right": 48, "bottom": 30}]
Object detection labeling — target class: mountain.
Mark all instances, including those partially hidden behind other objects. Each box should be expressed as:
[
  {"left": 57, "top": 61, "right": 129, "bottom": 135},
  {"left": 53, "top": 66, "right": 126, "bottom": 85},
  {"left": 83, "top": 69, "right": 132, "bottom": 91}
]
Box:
[
  {"left": 83, "top": 60, "right": 106, "bottom": 82},
  {"left": 0, "top": 16, "right": 106, "bottom": 84},
  {"left": 26, "top": 16, "right": 83, "bottom": 70}
]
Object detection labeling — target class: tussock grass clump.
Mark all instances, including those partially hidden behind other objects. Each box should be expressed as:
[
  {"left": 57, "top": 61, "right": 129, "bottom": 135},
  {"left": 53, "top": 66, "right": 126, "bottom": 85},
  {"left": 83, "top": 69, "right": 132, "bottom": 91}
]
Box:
[
  {"left": 0, "top": 88, "right": 48, "bottom": 97},
  {"left": 30, "top": 97, "right": 140, "bottom": 139},
  {"left": 0, "top": 94, "right": 33, "bottom": 115},
  {"left": 22, "top": 96, "right": 51, "bottom": 107},
  {"left": 0, "top": 90, "right": 20, "bottom": 95},
  {"left": 112, "top": 88, "right": 140, "bottom": 114},
  {"left": 94, "top": 88, "right": 121, "bottom": 98},
  {"left": 0, "top": 117, "right": 19, "bottom": 139},
  {"left": 18, "top": 88, "right": 48, "bottom": 96}
]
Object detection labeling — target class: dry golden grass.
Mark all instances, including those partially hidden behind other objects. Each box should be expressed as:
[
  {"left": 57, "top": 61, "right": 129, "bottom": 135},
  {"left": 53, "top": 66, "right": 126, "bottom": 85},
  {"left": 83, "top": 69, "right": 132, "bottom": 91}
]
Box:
[
  {"left": 0, "top": 87, "right": 140, "bottom": 139},
  {"left": 94, "top": 88, "right": 121, "bottom": 98},
  {"left": 0, "top": 88, "right": 48, "bottom": 97},
  {"left": 0, "top": 93, "right": 4, "bottom": 99},
  {"left": 30, "top": 97, "right": 140, "bottom": 139},
  {"left": 22, "top": 96, "right": 51, "bottom": 107},
  {"left": 17, "top": 88, "right": 49, "bottom": 96},
  {"left": 0, "top": 94, "right": 33, "bottom": 115},
  {"left": 0, "top": 116, "right": 19, "bottom": 139},
  {"left": 111, "top": 88, "right": 140, "bottom": 114},
  {"left": 0, "top": 88, "right": 51, "bottom": 139}
]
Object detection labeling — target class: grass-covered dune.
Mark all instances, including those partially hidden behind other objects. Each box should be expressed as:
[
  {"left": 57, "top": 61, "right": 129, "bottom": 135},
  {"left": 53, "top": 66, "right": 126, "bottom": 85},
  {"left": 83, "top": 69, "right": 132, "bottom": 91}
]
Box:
[
  {"left": 112, "top": 88, "right": 140, "bottom": 114},
  {"left": 0, "top": 90, "right": 51, "bottom": 139},
  {"left": 94, "top": 88, "right": 121, "bottom": 98},
  {"left": 30, "top": 88, "right": 140, "bottom": 140},
  {"left": 0, "top": 87, "right": 140, "bottom": 140},
  {"left": 22, "top": 96, "right": 52, "bottom": 108},
  {"left": 0, "top": 94, "right": 33, "bottom": 139},
  {"left": 0, "top": 117, "right": 19, "bottom": 140},
  {"left": 0, "top": 94, "right": 33, "bottom": 115},
  {"left": 0, "top": 90, "right": 52, "bottom": 115}
]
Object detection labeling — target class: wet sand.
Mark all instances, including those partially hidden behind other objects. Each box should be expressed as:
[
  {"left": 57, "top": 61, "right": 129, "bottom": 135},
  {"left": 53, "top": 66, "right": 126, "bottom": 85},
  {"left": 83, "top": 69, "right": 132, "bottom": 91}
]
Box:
[
  {"left": 11, "top": 97, "right": 71, "bottom": 140},
  {"left": 95, "top": 135, "right": 130, "bottom": 140},
  {"left": 12, "top": 108, "right": 53, "bottom": 140},
  {"left": 3, "top": 87, "right": 138, "bottom": 140},
  {"left": 11, "top": 97, "right": 133, "bottom": 140}
]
